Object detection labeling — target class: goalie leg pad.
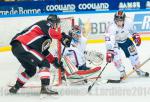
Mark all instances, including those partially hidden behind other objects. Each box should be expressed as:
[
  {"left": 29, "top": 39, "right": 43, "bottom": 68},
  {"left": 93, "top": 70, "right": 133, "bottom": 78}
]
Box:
[
  {"left": 62, "top": 56, "right": 101, "bottom": 78},
  {"left": 62, "top": 56, "right": 78, "bottom": 75}
]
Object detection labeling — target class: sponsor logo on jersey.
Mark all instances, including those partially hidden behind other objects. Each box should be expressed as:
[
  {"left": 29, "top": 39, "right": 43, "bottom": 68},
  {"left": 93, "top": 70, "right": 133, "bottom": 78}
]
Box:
[{"left": 134, "top": 14, "right": 150, "bottom": 32}]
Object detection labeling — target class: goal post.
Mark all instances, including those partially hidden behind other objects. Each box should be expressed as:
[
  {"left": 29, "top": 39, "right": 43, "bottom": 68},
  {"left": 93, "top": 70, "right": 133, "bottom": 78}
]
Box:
[{"left": 49, "top": 17, "right": 74, "bottom": 86}]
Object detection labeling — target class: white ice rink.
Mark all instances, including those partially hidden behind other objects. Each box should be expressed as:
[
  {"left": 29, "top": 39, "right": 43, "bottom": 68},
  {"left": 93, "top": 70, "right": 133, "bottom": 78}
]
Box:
[{"left": 0, "top": 42, "right": 150, "bottom": 102}]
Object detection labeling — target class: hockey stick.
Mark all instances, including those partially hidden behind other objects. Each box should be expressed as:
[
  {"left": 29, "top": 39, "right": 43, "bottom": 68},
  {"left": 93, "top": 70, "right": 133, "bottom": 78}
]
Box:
[
  {"left": 88, "top": 62, "right": 108, "bottom": 93},
  {"left": 107, "top": 57, "right": 150, "bottom": 83}
]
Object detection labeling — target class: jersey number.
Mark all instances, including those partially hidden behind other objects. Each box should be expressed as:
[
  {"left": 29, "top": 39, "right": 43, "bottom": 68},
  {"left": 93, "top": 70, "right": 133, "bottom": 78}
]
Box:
[{"left": 128, "top": 45, "right": 137, "bottom": 56}]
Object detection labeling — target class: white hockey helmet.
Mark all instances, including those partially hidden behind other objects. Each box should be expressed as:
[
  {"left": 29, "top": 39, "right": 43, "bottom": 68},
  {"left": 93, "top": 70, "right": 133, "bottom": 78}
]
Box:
[{"left": 72, "top": 25, "right": 81, "bottom": 35}]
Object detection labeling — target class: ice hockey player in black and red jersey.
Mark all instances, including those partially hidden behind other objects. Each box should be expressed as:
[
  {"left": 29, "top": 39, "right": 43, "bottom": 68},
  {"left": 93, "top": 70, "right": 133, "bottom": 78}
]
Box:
[{"left": 9, "top": 14, "right": 72, "bottom": 95}]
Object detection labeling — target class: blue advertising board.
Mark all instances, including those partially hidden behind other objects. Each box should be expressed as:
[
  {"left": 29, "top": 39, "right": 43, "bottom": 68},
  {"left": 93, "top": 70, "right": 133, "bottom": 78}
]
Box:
[
  {"left": 134, "top": 14, "right": 150, "bottom": 32},
  {"left": 0, "top": 0, "right": 150, "bottom": 16}
]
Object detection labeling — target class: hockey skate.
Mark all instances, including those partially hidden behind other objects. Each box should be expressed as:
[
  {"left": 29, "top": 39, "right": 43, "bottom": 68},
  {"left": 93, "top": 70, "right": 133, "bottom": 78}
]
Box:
[
  {"left": 9, "top": 86, "right": 19, "bottom": 94},
  {"left": 9, "top": 81, "right": 23, "bottom": 94},
  {"left": 135, "top": 70, "right": 149, "bottom": 77},
  {"left": 40, "top": 85, "right": 58, "bottom": 95}
]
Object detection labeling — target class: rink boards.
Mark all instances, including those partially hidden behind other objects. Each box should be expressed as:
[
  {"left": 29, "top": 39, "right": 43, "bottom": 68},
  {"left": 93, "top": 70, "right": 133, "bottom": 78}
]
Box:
[{"left": 0, "top": 10, "right": 150, "bottom": 52}]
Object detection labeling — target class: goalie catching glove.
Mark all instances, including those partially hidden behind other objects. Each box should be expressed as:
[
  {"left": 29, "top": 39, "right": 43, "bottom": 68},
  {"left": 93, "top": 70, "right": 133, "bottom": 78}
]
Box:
[
  {"left": 61, "top": 32, "right": 72, "bottom": 47},
  {"left": 84, "top": 50, "right": 104, "bottom": 66},
  {"left": 132, "top": 33, "right": 141, "bottom": 46}
]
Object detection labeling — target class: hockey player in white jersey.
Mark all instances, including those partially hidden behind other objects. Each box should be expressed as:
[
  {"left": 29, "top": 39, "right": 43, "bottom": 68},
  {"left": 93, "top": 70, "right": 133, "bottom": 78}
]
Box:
[{"left": 105, "top": 10, "right": 149, "bottom": 79}]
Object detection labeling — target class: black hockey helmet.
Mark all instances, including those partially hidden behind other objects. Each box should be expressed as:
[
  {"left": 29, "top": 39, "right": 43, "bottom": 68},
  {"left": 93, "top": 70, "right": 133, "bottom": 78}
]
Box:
[
  {"left": 47, "top": 14, "right": 60, "bottom": 25},
  {"left": 114, "top": 10, "right": 126, "bottom": 21}
]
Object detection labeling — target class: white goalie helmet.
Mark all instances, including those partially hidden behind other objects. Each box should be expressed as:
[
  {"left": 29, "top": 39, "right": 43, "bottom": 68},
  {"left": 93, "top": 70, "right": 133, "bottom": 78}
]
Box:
[
  {"left": 72, "top": 25, "right": 81, "bottom": 35},
  {"left": 70, "top": 25, "right": 82, "bottom": 42}
]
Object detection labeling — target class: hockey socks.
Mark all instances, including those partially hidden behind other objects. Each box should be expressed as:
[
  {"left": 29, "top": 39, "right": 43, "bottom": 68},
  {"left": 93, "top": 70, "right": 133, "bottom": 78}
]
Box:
[
  {"left": 9, "top": 80, "right": 24, "bottom": 94},
  {"left": 9, "top": 72, "right": 29, "bottom": 94}
]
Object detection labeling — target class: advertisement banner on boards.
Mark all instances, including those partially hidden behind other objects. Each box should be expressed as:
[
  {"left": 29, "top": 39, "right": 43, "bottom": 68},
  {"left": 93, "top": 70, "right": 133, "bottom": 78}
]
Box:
[{"left": 0, "top": 0, "right": 150, "bottom": 16}]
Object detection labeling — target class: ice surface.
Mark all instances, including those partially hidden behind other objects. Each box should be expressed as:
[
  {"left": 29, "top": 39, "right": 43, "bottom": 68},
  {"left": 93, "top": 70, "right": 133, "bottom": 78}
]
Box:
[{"left": 0, "top": 42, "right": 150, "bottom": 102}]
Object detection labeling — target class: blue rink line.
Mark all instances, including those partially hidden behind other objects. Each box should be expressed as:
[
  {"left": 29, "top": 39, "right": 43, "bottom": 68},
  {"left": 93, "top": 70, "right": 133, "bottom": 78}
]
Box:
[{"left": 0, "top": 9, "right": 150, "bottom": 18}]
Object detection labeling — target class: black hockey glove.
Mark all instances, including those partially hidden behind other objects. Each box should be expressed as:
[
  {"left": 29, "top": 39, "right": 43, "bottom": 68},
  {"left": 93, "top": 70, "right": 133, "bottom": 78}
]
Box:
[
  {"left": 61, "top": 32, "right": 72, "bottom": 47},
  {"left": 53, "top": 57, "right": 63, "bottom": 69}
]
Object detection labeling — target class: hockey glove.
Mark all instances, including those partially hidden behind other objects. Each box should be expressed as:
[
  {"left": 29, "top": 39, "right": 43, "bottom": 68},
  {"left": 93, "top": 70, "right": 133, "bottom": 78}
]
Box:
[
  {"left": 53, "top": 57, "right": 63, "bottom": 69},
  {"left": 132, "top": 33, "right": 141, "bottom": 46},
  {"left": 106, "top": 50, "right": 114, "bottom": 63},
  {"left": 61, "top": 32, "right": 72, "bottom": 47}
]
